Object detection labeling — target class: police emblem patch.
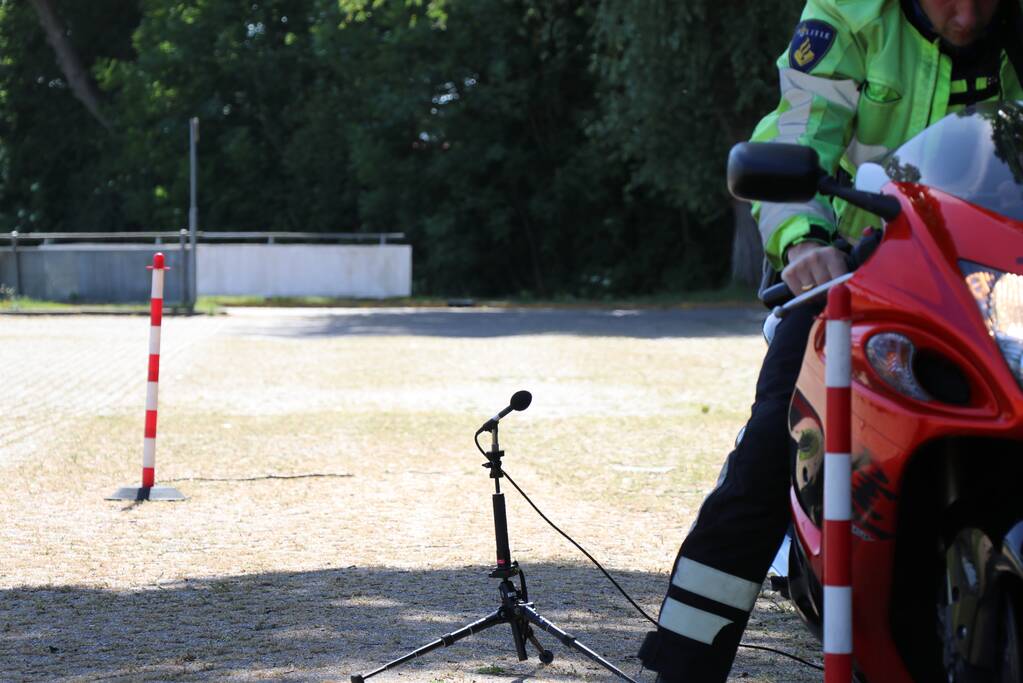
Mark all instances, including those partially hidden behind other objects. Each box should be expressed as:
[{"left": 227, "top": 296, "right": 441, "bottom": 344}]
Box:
[{"left": 788, "top": 19, "right": 836, "bottom": 73}]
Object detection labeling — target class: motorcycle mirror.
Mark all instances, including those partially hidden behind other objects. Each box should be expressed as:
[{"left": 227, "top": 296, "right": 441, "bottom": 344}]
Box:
[{"left": 727, "top": 142, "right": 824, "bottom": 203}]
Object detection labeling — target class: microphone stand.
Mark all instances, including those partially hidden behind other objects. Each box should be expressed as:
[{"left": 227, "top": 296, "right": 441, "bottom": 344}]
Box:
[{"left": 350, "top": 422, "right": 638, "bottom": 683}]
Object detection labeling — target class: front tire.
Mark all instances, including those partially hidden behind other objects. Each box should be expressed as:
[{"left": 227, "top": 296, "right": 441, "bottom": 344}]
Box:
[
  {"left": 995, "top": 581, "right": 1022, "bottom": 683},
  {"left": 939, "top": 526, "right": 1023, "bottom": 683}
]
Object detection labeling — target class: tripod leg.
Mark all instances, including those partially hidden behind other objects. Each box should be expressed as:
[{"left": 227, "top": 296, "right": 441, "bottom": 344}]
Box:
[
  {"left": 350, "top": 609, "right": 505, "bottom": 683},
  {"left": 517, "top": 604, "right": 639, "bottom": 683},
  {"left": 508, "top": 614, "right": 529, "bottom": 661},
  {"left": 526, "top": 630, "right": 554, "bottom": 664},
  {"left": 499, "top": 579, "right": 530, "bottom": 661}
]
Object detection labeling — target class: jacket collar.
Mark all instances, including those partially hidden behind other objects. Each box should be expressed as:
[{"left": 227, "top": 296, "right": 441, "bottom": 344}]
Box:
[{"left": 901, "top": 0, "right": 938, "bottom": 40}]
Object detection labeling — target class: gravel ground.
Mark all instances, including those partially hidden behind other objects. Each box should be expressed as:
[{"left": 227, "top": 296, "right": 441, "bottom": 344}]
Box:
[{"left": 0, "top": 306, "right": 821, "bottom": 682}]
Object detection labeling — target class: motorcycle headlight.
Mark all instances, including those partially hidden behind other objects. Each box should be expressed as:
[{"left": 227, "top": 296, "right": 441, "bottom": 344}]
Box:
[
  {"left": 961, "top": 260, "right": 1023, "bottom": 387},
  {"left": 865, "top": 332, "right": 932, "bottom": 401}
]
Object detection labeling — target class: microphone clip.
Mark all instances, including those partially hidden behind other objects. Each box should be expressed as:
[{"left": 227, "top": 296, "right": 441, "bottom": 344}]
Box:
[{"left": 475, "top": 419, "right": 499, "bottom": 437}]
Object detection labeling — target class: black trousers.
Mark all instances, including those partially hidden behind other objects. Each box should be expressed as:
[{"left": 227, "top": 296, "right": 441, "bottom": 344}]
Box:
[{"left": 639, "top": 302, "right": 820, "bottom": 682}]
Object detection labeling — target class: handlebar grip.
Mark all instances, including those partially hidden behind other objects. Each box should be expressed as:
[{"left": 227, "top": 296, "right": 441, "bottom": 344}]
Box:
[
  {"left": 760, "top": 281, "right": 793, "bottom": 308},
  {"left": 757, "top": 228, "right": 884, "bottom": 309},
  {"left": 758, "top": 245, "right": 862, "bottom": 308}
]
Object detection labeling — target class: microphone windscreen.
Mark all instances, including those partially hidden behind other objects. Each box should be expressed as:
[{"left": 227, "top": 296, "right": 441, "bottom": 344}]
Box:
[{"left": 510, "top": 390, "right": 532, "bottom": 411}]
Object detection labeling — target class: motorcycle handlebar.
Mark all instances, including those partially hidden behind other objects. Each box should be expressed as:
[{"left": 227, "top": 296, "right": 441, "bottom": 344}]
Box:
[
  {"left": 761, "top": 278, "right": 816, "bottom": 309},
  {"left": 759, "top": 229, "right": 883, "bottom": 308}
]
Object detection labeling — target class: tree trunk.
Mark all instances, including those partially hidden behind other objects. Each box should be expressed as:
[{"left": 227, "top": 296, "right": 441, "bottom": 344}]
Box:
[
  {"left": 28, "top": 0, "right": 111, "bottom": 131},
  {"left": 730, "top": 198, "right": 763, "bottom": 287}
]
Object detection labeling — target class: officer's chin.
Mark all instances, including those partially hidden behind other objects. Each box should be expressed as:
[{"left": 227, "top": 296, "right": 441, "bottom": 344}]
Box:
[{"left": 941, "top": 27, "right": 980, "bottom": 48}]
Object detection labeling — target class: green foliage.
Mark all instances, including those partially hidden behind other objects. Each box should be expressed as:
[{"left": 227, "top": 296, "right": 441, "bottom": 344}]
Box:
[
  {"left": 329, "top": 0, "right": 624, "bottom": 295},
  {"left": 592, "top": 1, "right": 797, "bottom": 209},
  {"left": 0, "top": 0, "right": 139, "bottom": 231},
  {"left": 98, "top": 0, "right": 349, "bottom": 230},
  {"left": 337, "top": 0, "right": 448, "bottom": 28},
  {"left": 590, "top": 0, "right": 801, "bottom": 285},
  {"left": 0, "top": 0, "right": 802, "bottom": 296}
]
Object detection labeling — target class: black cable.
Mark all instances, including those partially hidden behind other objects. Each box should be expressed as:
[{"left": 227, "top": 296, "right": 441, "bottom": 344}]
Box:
[
  {"left": 500, "top": 468, "right": 660, "bottom": 626},
  {"left": 740, "top": 643, "right": 824, "bottom": 671},
  {"left": 477, "top": 437, "right": 824, "bottom": 672},
  {"left": 162, "top": 473, "right": 353, "bottom": 483}
]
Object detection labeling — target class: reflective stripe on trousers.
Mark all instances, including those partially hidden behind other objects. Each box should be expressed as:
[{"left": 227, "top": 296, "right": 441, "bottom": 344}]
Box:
[{"left": 659, "top": 557, "right": 762, "bottom": 644}]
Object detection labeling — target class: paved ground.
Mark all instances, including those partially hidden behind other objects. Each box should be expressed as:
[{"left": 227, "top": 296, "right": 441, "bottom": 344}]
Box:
[{"left": 0, "top": 306, "right": 820, "bottom": 682}]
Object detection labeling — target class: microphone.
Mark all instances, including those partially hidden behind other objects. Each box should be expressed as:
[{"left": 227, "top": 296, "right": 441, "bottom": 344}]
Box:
[{"left": 476, "top": 390, "right": 532, "bottom": 435}]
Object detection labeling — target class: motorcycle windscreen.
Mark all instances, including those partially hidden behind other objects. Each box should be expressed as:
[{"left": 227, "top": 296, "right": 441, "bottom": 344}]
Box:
[{"left": 880, "top": 101, "right": 1023, "bottom": 223}]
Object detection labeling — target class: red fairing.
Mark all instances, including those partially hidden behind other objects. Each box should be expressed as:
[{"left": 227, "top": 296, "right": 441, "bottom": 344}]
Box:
[{"left": 790, "top": 182, "right": 1023, "bottom": 682}]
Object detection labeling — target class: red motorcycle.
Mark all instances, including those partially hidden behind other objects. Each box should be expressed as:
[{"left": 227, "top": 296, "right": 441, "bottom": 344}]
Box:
[{"left": 728, "top": 101, "right": 1023, "bottom": 682}]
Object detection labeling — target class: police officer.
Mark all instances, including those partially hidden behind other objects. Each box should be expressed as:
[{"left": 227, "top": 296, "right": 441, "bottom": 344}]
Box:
[{"left": 639, "top": 0, "right": 1023, "bottom": 680}]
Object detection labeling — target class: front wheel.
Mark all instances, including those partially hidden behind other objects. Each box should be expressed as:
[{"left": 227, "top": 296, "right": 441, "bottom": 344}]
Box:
[
  {"left": 995, "top": 582, "right": 1022, "bottom": 683},
  {"left": 939, "top": 526, "right": 1023, "bottom": 683}
]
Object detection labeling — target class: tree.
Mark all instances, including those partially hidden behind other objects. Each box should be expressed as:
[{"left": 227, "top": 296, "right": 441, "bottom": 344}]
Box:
[
  {"left": 591, "top": 0, "right": 802, "bottom": 286},
  {"left": 96, "top": 0, "right": 357, "bottom": 231},
  {"left": 27, "top": 0, "right": 111, "bottom": 130},
  {"left": 0, "top": 0, "right": 804, "bottom": 296},
  {"left": 0, "top": 0, "right": 140, "bottom": 232},
  {"left": 317, "top": 0, "right": 642, "bottom": 296}
]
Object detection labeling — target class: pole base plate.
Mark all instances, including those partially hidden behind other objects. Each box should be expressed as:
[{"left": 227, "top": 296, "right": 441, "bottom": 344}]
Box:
[{"left": 105, "top": 486, "right": 186, "bottom": 501}]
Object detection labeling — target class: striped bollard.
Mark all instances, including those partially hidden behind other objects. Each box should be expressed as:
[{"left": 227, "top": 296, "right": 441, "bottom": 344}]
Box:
[
  {"left": 107, "top": 253, "right": 186, "bottom": 502},
  {"left": 824, "top": 283, "right": 852, "bottom": 681}
]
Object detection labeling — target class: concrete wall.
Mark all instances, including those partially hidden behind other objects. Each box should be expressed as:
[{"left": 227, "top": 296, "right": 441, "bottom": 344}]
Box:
[
  {"left": 0, "top": 245, "right": 189, "bottom": 304},
  {"left": 198, "top": 244, "right": 411, "bottom": 298},
  {"left": 0, "top": 243, "right": 411, "bottom": 303}
]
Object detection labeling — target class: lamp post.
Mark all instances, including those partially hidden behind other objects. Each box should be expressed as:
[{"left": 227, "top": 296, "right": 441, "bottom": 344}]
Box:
[{"left": 188, "top": 117, "right": 199, "bottom": 312}]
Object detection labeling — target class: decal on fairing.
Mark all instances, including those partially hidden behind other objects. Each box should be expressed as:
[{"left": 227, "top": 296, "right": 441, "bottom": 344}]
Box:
[
  {"left": 851, "top": 451, "right": 897, "bottom": 541},
  {"left": 789, "top": 391, "right": 898, "bottom": 538},
  {"left": 790, "top": 389, "right": 824, "bottom": 525}
]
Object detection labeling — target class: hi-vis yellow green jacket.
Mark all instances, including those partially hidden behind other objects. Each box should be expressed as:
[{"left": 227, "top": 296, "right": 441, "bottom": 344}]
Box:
[{"left": 751, "top": 0, "right": 1023, "bottom": 270}]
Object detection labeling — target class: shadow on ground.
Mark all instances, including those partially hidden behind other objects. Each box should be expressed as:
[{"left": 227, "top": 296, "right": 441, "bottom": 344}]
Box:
[
  {"left": 227, "top": 307, "right": 768, "bottom": 340},
  {"left": 0, "top": 563, "right": 818, "bottom": 682}
]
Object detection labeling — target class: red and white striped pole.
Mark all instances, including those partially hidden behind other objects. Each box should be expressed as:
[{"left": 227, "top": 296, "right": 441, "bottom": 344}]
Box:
[
  {"left": 824, "top": 283, "right": 853, "bottom": 681},
  {"left": 107, "top": 253, "right": 184, "bottom": 501},
  {"left": 142, "top": 252, "right": 166, "bottom": 488}
]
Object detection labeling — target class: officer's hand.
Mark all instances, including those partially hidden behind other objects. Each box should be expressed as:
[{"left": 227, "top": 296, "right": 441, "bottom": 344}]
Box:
[{"left": 781, "top": 242, "right": 848, "bottom": 294}]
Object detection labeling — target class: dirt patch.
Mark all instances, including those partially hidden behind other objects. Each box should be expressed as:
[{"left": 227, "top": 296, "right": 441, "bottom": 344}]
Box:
[{"left": 0, "top": 308, "right": 820, "bottom": 681}]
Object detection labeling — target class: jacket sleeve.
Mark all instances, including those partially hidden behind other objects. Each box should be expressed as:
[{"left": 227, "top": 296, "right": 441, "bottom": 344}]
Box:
[{"left": 750, "top": 0, "right": 868, "bottom": 270}]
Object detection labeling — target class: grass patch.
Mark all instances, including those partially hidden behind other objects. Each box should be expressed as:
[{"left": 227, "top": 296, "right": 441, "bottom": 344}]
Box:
[
  {"left": 196, "top": 284, "right": 759, "bottom": 312},
  {"left": 1, "top": 285, "right": 758, "bottom": 314},
  {"left": 0, "top": 297, "right": 155, "bottom": 314},
  {"left": 194, "top": 294, "right": 448, "bottom": 313},
  {"left": 0, "top": 296, "right": 71, "bottom": 311},
  {"left": 473, "top": 665, "right": 508, "bottom": 675}
]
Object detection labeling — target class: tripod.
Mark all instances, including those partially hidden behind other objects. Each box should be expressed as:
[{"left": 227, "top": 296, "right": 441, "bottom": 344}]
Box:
[{"left": 351, "top": 421, "right": 638, "bottom": 683}]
